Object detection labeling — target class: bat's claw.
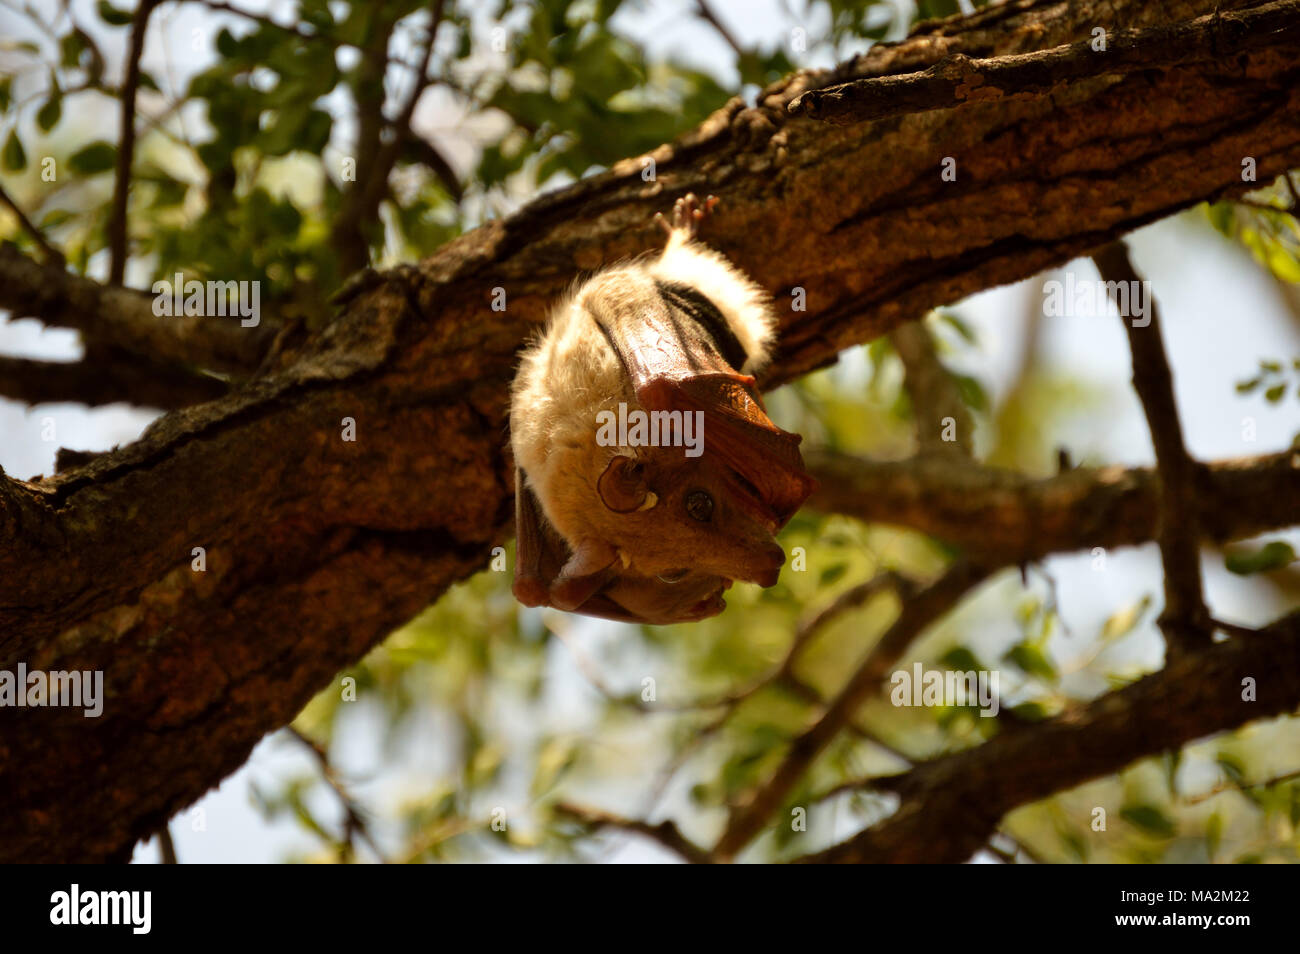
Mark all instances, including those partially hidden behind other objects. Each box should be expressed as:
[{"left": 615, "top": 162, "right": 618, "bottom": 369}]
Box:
[{"left": 658, "top": 193, "right": 719, "bottom": 241}]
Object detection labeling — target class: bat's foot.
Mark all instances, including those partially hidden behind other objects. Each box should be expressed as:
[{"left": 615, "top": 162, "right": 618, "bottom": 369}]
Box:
[{"left": 654, "top": 192, "right": 718, "bottom": 241}]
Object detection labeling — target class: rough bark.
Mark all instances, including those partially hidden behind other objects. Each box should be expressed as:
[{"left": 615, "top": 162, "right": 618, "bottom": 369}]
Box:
[{"left": 2, "top": 0, "right": 1299, "bottom": 862}]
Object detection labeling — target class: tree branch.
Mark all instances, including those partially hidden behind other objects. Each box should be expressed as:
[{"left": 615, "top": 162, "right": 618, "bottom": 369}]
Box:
[
  {"left": 107, "top": 0, "right": 160, "bottom": 285},
  {"left": 890, "top": 319, "right": 974, "bottom": 456},
  {"left": 0, "top": 244, "right": 271, "bottom": 375},
  {"left": 805, "top": 448, "right": 1300, "bottom": 564},
  {"left": 794, "top": 608, "right": 1300, "bottom": 863},
  {"left": 0, "top": 185, "right": 64, "bottom": 267},
  {"left": 554, "top": 802, "right": 710, "bottom": 864},
  {"left": 790, "top": 0, "right": 1300, "bottom": 125},
  {"left": 1094, "top": 241, "right": 1211, "bottom": 656},
  {"left": 0, "top": 350, "right": 227, "bottom": 410}
]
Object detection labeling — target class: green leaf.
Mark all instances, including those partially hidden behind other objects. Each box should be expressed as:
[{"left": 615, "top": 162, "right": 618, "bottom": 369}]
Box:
[
  {"left": 60, "top": 30, "right": 89, "bottom": 69},
  {"left": 38, "top": 208, "right": 72, "bottom": 229},
  {"left": 0, "top": 76, "right": 11, "bottom": 112},
  {"left": 817, "top": 563, "right": 847, "bottom": 587},
  {"left": 1265, "top": 382, "right": 1286, "bottom": 403},
  {"left": 1206, "top": 201, "right": 1234, "bottom": 236},
  {"left": 1235, "top": 376, "right": 1262, "bottom": 394},
  {"left": 1009, "top": 700, "right": 1051, "bottom": 721},
  {"left": 1058, "top": 826, "right": 1088, "bottom": 861},
  {"left": 149, "top": 177, "right": 188, "bottom": 208},
  {"left": 96, "top": 1, "right": 135, "bottom": 26},
  {"left": 36, "top": 87, "right": 62, "bottom": 133},
  {"left": 2, "top": 128, "right": 26, "bottom": 171},
  {"left": 1216, "top": 753, "right": 1247, "bottom": 787},
  {"left": 939, "top": 646, "right": 981, "bottom": 672},
  {"left": 68, "top": 140, "right": 117, "bottom": 174},
  {"left": 952, "top": 373, "right": 988, "bottom": 412},
  {"left": 936, "top": 309, "right": 976, "bottom": 344},
  {"left": 1224, "top": 540, "right": 1296, "bottom": 576},
  {"left": 1100, "top": 594, "right": 1151, "bottom": 641},
  {"left": 1003, "top": 640, "right": 1057, "bottom": 680},
  {"left": 1120, "top": 803, "right": 1177, "bottom": 838},
  {"left": 1266, "top": 245, "right": 1300, "bottom": 283}
]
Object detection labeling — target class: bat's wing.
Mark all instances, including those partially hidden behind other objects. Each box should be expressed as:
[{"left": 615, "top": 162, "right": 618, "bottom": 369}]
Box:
[
  {"left": 594, "top": 279, "right": 817, "bottom": 527},
  {"left": 514, "top": 466, "right": 616, "bottom": 609}
]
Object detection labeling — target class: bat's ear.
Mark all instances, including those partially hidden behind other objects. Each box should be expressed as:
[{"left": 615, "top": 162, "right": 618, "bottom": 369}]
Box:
[
  {"left": 597, "top": 454, "right": 656, "bottom": 513},
  {"left": 551, "top": 538, "right": 620, "bottom": 611}
]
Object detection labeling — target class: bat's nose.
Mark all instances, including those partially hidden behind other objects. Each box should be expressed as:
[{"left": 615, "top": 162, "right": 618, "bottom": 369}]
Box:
[{"left": 752, "top": 542, "right": 785, "bottom": 588}]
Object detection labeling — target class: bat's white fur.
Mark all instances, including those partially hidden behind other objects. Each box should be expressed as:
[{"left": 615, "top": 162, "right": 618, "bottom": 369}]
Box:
[{"left": 511, "top": 231, "right": 776, "bottom": 557}]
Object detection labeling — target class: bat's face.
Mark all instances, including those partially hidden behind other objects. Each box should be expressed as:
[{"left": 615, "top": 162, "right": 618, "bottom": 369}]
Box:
[{"left": 593, "top": 446, "right": 788, "bottom": 589}]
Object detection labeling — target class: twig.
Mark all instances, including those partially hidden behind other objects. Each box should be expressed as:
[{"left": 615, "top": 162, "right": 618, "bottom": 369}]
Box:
[
  {"left": 891, "top": 319, "right": 974, "bottom": 456},
  {"left": 712, "top": 559, "right": 993, "bottom": 860},
  {"left": 1184, "top": 766, "right": 1300, "bottom": 805},
  {"left": 0, "top": 183, "right": 64, "bottom": 266},
  {"left": 1094, "top": 241, "right": 1211, "bottom": 658},
  {"left": 695, "top": 0, "right": 746, "bottom": 58},
  {"left": 554, "top": 802, "right": 710, "bottom": 864},
  {"left": 794, "top": 570, "right": 914, "bottom": 651},
  {"left": 107, "top": 0, "right": 160, "bottom": 286},
  {"left": 1285, "top": 171, "right": 1300, "bottom": 208},
  {"left": 191, "top": 0, "right": 336, "bottom": 43},
  {"left": 288, "top": 727, "right": 388, "bottom": 863},
  {"left": 157, "top": 825, "right": 177, "bottom": 864}
]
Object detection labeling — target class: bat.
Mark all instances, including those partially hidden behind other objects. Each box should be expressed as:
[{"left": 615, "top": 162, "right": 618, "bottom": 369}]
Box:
[{"left": 509, "top": 194, "right": 816, "bottom": 624}]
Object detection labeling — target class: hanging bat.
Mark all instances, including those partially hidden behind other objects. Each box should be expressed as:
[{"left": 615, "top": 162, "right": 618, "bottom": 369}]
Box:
[{"left": 510, "top": 194, "right": 816, "bottom": 624}]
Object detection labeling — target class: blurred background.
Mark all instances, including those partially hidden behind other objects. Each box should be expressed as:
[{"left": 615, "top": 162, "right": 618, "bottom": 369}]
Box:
[{"left": 1, "top": 0, "right": 1297, "bottom": 862}]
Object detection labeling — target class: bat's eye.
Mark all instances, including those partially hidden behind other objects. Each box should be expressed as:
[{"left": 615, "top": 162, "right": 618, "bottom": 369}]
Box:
[
  {"left": 658, "top": 568, "right": 689, "bottom": 583},
  {"left": 685, "top": 490, "right": 713, "bottom": 523}
]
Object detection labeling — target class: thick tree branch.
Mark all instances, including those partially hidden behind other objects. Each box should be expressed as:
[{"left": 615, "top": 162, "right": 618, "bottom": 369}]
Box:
[
  {"left": 4, "top": 0, "right": 1300, "bottom": 863},
  {"left": 795, "top": 608, "right": 1300, "bottom": 863},
  {"left": 0, "top": 244, "right": 271, "bottom": 374},
  {"left": 0, "top": 350, "right": 227, "bottom": 409},
  {"left": 806, "top": 448, "right": 1300, "bottom": 564},
  {"left": 791, "top": 0, "right": 1300, "bottom": 124}
]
